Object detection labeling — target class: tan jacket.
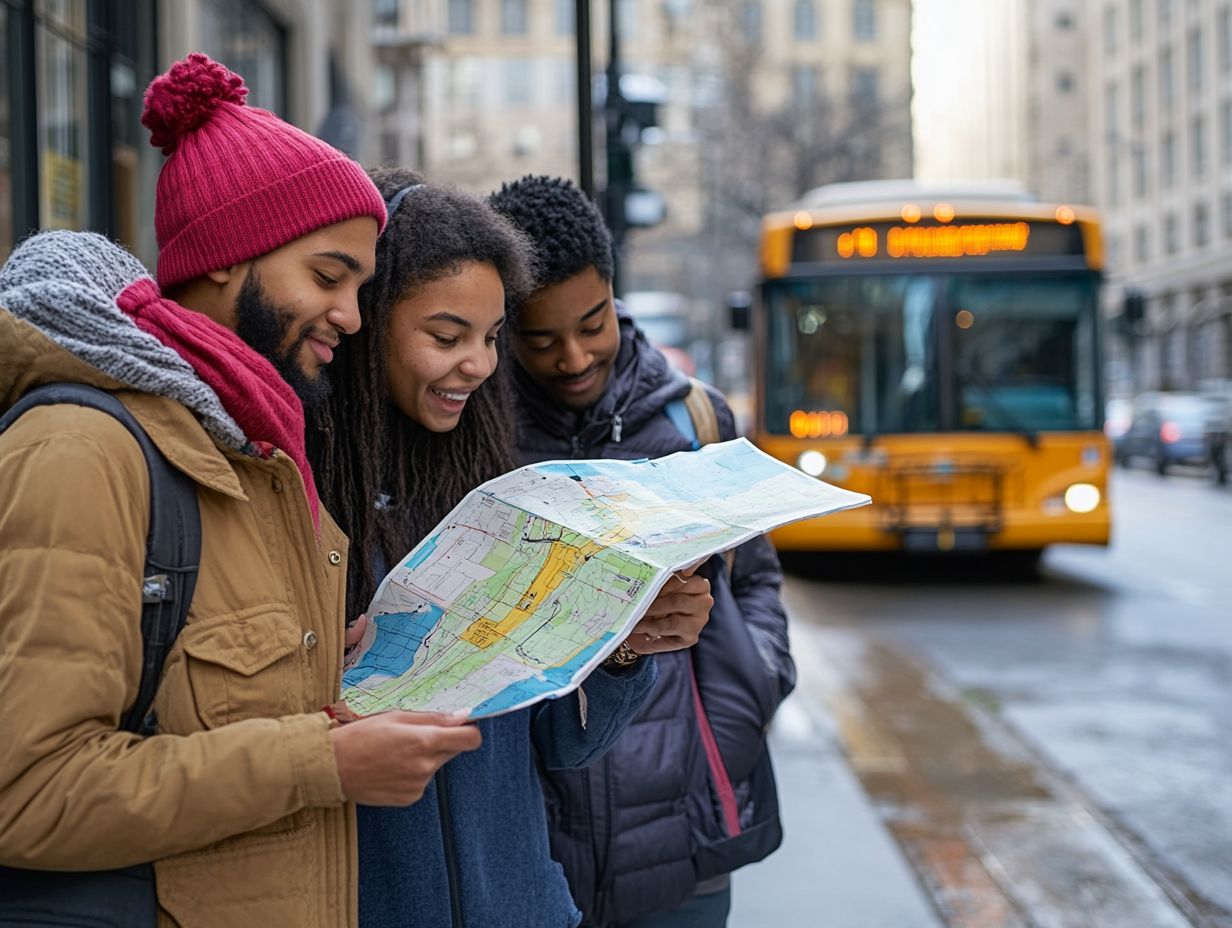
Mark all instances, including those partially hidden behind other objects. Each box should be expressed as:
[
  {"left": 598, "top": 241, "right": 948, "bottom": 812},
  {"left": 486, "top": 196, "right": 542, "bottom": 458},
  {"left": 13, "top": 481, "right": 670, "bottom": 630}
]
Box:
[{"left": 0, "top": 311, "right": 357, "bottom": 927}]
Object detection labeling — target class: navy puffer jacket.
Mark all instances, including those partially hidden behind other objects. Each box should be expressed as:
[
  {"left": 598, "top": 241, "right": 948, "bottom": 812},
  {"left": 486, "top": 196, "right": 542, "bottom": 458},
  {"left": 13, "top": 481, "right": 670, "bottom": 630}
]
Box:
[{"left": 514, "top": 308, "right": 796, "bottom": 925}]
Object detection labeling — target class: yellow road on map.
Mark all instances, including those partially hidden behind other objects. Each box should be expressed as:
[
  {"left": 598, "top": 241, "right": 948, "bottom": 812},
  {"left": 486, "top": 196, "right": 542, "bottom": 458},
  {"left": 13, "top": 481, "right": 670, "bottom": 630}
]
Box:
[{"left": 461, "top": 535, "right": 609, "bottom": 648}]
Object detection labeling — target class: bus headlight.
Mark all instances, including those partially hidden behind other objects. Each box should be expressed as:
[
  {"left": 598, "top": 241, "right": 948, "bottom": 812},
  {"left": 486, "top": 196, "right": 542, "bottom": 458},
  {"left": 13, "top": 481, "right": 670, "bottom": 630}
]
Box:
[
  {"left": 798, "top": 450, "right": 828, "bottom": 477},
  {"left": 1063, "top": 483, "right": 1101, "bottom": 513}
]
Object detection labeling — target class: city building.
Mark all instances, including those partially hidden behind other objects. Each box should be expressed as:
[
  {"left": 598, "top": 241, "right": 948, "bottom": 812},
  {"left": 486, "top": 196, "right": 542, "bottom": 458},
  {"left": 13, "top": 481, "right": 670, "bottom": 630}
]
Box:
[
  {"left": 914, "top": 0, "right": 1090, "bottom": 205},
  {"left": 2, "top": 0, "right": 377, "bottom": 267},
  {"left": 1090, "top": 0, "right": 1232, "bottom": 393}
]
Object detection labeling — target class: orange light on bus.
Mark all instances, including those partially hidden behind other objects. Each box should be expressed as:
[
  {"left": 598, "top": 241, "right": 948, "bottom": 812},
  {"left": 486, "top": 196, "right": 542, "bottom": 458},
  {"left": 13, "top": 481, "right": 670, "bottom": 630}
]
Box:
[
  {"left": 884, "top": 221, "right": 1030, "bottom": 258},
  {"left": 837, "top": 227, "right": 879, "bottom": 258},
  {"left": 1055, "top": 205, "right": 1076, "bottom": 225},
  {"left": 794, "top": 211, "right": 814, "bottom": 230},
  {"left": 934, "top": 202, "right": 956, "bottom": 223},
  {"left": 955, "top": 309, "right": 975, "bottom": 329},
  {"left": 790, "top": 409, "right": 850, "bottom": 438},
  {"left": 901, "top": 203, "right": 922, "bottom": 223}
]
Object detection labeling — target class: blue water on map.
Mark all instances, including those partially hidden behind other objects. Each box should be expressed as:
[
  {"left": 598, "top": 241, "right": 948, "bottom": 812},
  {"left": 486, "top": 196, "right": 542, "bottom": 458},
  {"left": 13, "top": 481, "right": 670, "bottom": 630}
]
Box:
[
  {"left": 469, "top": 632, "right": 616, "bottom": 718},
  {"left": 403, "top": 535, "right": 440, "bottom": 571},
  {"left": 535, "top": 462, "right": 602, "bottom": 478},
  {"left": 343, "top": 605, "right": 444, "bottom": 688}
]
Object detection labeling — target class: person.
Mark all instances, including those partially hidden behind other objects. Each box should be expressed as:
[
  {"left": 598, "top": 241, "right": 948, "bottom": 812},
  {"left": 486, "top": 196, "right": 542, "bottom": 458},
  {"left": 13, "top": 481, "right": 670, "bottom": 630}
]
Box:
[
  {"left": 491, "top": 175, "right": 797, "bottom": 928},
  {"left": 0, "top": 54, "right": 481, "bottom": 928},
  {"left": 310, "top": 167, "right": 714, "bottom": 928}
]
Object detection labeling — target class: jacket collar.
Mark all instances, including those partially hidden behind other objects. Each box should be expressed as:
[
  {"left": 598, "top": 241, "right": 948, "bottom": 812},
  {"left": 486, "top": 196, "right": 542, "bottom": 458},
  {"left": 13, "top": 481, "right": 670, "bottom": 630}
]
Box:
[{"left": 1, "top": 310, "right": 246, "bottom": 500}]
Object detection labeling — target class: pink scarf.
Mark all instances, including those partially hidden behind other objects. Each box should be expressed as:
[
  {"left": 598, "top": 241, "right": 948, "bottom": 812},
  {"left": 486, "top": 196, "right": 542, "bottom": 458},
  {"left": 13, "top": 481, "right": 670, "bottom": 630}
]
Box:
[{"left": 117, "top": 277, "right": 320, "bottom": 534}]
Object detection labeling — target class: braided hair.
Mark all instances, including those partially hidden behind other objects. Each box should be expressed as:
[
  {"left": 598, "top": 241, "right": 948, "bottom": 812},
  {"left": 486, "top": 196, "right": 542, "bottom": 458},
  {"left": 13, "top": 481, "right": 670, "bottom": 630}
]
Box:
[{"left": 310, "top": 167, "right": 536, "bottom": 619}]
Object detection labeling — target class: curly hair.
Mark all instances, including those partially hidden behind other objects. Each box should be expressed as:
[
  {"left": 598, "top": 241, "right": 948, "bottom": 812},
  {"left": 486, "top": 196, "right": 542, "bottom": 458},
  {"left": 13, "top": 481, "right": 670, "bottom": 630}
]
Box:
[
  {"left": 310, "top": 167, "right": 537, "bottom": 619},
  {"left": 488, "top": 175, "right": 614, "bottom": 288}
]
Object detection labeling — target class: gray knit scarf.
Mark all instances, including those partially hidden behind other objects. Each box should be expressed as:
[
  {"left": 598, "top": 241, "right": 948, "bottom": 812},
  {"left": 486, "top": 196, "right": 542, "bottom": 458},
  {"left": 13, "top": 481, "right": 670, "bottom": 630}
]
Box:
[{"left": 0, "top": 231, "right": 247, "bottom": 450}]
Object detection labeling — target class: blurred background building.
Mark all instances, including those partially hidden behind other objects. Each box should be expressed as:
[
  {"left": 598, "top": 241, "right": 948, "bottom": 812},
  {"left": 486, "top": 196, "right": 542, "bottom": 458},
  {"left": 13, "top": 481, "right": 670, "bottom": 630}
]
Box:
[{"left": 1089, "top": 0, "right": 1232, "bottom": 396}]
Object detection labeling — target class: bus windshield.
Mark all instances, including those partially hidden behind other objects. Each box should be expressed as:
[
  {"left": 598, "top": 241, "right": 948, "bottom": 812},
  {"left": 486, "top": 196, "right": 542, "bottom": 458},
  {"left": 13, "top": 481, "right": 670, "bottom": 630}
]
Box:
[{"left": 762, "top": 272, "right": 1100, "bottom": 436}]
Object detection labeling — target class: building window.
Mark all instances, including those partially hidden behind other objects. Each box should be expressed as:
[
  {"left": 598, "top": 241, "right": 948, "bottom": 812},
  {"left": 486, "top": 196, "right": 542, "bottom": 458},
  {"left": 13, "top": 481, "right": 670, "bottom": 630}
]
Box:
[
  {"left": 1223, "top": 192, "right": 1232, "bottom": 236},
  {"left": 1135, "top": 224, "right": 1150, "bottom": 262},
  {"left": 1221, "top": 6, "right": 1232, "bottom": 74},
  {"left": 1195, "top": 201, "right": 1211, "bottom": 246},
  {"left": 1161, "top": 0, "right": 1174, "bottom": 28},
  {"left": 794, "top": 0, "right": 818, "bottom": 39},
  {"left": 1188, "top": 28, "right": 1204, "bottom": 94},
  {"left": 1193, "top": 114, "right": 1208, "bottom": 176},
  {"left": 373, "top": 65, "right": 395, "bottom": 111},
  {"left": 1058, "top": 71, "right": 1075, "bottom": 93},
  {"left": 792, "top": 65, "right": 818, "bottom": 108},
  {"left": 741, "top": 1, "right": 762, "bottom": 43},
  {"left": 853, "top": 0, "right": 876, "bottom": 42},
  {"left": 1056, "top": 10, "right": 1075, "bottom": 30},
  {"left": 380, "top": 130, "right": 399, "bottom": 165},
  {"left": 0, "top": 2, "right": 10, "bottom": 258},
  {"left": 1131, "top": 65, "right": 1146, "bottom": 129},
  {"left": 1165, "top": 212, "right": 1179, "bottom": 253},
  {"left": 1131, "top": 0, "right": 1144, "bottom": 41},
  {"left": 1134, "top": 147, "right": 1150, "bottom": 197},
  {"left": 373, "top": 0, "right": 399, "bottom": 28},
  {"left": 1106, "top": 81, "right": 1120, "bottom": 137},
  {"left": 619, "top": 0, "right": 639, "bottom": 40},
  {"left": 502, "top": 0, "right": 528, "bottom": 34},
  {"left": 556, "top": 0, "right": 574, "bottom": 35},
  {"left": 504, "top": 58, "right": 533, "bottom": 106},
  {"left": 1223, "top": 100, "right": 1232, "bottom": 165},
  {"left": 1162, "top": 130, "right": 1177, "bottom": 187},
  {"left": 1104, "top": 5, "right": 1118, "bottom": 54},
  {"left": 200, "top": 0, "right": 287, "bottom": 114},
  {"left": 851, "top": 67, "right": 879, "bottom": 109},
  {"left": 448, "top": 0, "right": 473, "bottom": 34},
  {"left": 1107, "top": 151, "right": 1120, "bottom": 206},
  {"left": 1160, "top": 45, "right": 1175, "bottom": 110}
]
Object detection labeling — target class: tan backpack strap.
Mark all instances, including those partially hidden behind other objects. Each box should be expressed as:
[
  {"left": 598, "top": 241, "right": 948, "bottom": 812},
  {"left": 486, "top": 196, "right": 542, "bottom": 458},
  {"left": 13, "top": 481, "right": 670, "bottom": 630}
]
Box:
[{"left": 682, "top": 377, "right": 722, "bottom": 447}]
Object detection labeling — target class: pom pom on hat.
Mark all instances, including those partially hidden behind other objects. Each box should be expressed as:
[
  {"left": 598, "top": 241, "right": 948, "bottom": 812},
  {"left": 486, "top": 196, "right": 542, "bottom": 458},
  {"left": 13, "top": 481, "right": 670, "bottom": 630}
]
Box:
[{"left": 142, "top": 52, "right": 247, "bottom": 154}]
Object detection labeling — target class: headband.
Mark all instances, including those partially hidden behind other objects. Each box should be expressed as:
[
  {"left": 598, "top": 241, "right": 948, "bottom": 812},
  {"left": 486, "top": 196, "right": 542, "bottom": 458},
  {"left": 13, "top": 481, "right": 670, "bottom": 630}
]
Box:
[{"left": 384, "top": 183, "right": 423, "bottom": 221}]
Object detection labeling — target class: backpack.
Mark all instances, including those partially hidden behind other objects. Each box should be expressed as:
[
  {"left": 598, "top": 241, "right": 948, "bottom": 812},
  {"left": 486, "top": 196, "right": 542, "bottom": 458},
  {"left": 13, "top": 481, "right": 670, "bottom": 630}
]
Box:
[{"left": 0, "top": 383, "right": 202, "bottom": 927}]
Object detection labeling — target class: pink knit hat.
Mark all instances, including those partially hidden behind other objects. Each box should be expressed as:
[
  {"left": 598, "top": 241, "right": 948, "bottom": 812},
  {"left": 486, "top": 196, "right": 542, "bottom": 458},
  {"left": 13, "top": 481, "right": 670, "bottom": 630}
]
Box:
[{"left": 142, "top": 53, "right": 386, "bottom": 288}]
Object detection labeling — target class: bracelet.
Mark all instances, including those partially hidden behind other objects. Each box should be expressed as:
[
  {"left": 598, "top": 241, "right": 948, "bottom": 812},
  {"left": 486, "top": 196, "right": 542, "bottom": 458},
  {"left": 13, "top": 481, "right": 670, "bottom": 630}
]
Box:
[{"left": 604, "top": 639, "right": 641, "bottom": 668}]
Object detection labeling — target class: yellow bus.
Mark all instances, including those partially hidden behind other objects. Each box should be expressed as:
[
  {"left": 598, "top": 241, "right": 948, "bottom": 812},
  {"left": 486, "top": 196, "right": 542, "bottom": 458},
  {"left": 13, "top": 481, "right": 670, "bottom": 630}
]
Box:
[{"left": 746, "top": 180, "right": 1110, "bottom": 556}]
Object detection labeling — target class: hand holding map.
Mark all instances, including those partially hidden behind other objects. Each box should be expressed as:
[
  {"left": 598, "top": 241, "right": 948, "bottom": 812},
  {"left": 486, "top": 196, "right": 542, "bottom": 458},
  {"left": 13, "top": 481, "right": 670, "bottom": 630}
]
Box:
[{"left": 341, "top": 438, "right": 870, "bottom": 719}]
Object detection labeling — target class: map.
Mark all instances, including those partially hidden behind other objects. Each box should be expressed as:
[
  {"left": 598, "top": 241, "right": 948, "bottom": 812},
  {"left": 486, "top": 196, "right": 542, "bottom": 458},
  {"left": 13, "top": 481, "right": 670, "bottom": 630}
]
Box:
[{"left": 341, "top": 438, "right": 870, "bottom": 719}]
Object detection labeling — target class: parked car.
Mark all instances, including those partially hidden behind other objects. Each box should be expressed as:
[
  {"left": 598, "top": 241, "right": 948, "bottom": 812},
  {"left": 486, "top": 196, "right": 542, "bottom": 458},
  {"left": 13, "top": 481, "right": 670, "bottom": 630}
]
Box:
[{"left": 1117, "top": 393, "right": 1218, "bottom": 475}]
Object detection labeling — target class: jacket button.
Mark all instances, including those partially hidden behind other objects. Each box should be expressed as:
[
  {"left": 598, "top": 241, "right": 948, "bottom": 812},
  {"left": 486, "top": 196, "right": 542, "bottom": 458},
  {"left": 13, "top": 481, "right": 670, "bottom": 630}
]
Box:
[
  {"left": 271, "top": 477, "right": 283, "bottom": 493},
  {"left": 303, "top": 630, "right": 318, "bottom": 650},
  {"left": 327, "top": 551, "right": 342, "bottom": 565}
]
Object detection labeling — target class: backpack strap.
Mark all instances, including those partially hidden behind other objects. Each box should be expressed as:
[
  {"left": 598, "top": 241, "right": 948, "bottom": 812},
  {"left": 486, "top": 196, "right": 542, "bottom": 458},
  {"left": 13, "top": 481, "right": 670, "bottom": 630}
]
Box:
[{"left": 0, "top": 383, "right": 201, "bottom": 736}]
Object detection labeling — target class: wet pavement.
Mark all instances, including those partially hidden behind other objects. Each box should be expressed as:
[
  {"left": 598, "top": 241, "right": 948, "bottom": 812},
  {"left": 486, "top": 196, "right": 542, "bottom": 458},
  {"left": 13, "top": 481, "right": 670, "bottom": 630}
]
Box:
[{"left": 733, "top": 468, "right": 1232, "bottom": 927}]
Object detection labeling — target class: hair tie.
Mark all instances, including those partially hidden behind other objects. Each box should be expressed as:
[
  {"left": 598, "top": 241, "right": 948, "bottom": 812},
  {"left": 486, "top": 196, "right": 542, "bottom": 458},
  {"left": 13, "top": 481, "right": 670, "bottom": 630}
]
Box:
[{"left": 385, "top": 184, "right": 423, "bottom": 221}]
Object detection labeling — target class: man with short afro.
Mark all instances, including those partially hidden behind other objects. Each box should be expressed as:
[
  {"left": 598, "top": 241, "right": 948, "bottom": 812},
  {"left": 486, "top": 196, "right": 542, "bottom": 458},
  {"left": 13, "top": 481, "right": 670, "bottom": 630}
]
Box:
[{"left": 492, "top": 175, "right": 795, "bottom": 928}]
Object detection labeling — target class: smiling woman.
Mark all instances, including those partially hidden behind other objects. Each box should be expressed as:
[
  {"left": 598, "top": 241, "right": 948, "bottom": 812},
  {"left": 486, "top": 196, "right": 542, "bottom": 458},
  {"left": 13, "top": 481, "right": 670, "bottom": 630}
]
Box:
[{"left": 307, "top": 167, "right": 534, "bottom": 622}]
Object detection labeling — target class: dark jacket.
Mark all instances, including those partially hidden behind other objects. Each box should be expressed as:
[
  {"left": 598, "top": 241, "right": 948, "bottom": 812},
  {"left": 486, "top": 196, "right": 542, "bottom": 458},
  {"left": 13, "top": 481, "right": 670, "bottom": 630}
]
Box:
[
  {"left": 357, "top": 659, "right": 657, "bottom": 928},
  {"left": 514, "top": 308, "right": 796, "bottom": 925}
]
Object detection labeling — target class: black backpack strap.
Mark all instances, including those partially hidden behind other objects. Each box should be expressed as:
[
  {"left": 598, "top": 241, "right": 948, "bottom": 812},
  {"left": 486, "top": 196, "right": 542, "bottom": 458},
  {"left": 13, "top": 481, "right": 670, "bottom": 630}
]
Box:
[{"left": 0, "top": 383, "right": 201, "bottom": 736}]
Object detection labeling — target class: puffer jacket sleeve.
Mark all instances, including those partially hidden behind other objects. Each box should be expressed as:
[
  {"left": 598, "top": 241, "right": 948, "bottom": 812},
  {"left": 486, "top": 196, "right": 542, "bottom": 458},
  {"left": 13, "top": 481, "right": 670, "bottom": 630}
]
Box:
[
  {"left": 530, "top": 658, "right": 658, "bottom": 770},
  {"left": 691, "top": 387, "right": 796, "bottom": 782},
  {"left": 0, "top": 407, "right": 343, "bottom": 870}
]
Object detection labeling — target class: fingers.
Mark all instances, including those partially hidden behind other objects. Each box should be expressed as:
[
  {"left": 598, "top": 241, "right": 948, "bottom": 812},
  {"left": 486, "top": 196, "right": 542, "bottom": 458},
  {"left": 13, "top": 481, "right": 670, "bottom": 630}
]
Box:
[
  {"left": 627, "top": 632, "right": 692, "bottom": 654},
  {"left": 345, "top": 613, "right": 369, "bottom": 649},
  {"left": 386, "top": 709, "right": 473, "bottom": 727}
]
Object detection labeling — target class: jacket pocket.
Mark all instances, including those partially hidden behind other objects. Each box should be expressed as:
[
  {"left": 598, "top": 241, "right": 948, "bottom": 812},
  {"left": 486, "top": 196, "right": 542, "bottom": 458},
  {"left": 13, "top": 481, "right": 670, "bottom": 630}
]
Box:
[{"left": 180, "top": 607, "right": 304, "bottom": 728}]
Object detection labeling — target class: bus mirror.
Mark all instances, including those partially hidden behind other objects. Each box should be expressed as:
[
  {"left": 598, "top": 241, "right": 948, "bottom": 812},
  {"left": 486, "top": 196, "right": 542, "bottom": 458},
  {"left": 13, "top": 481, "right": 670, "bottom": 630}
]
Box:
[{"left": 727, "top": 291, "right": 752, "bottom": 330}]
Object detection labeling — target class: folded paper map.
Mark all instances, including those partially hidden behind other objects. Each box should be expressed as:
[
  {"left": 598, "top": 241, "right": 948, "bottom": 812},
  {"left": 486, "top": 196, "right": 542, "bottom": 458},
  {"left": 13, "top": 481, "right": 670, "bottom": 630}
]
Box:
[{"left": 341, "top": 438, "right": 869, "bottom": 719}]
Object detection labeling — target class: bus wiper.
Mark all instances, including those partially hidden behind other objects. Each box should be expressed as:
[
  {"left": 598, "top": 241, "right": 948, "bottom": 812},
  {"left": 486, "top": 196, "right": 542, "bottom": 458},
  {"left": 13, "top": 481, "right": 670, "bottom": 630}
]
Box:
[{"left": 955, "top": 364, "right": 1039, "bottom": 448}]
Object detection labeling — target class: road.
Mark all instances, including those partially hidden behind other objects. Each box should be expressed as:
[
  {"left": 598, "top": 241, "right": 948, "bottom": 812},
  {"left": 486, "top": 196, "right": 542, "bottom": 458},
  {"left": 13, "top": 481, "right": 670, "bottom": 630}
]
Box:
[{"left": 732, "top": 468, "right": 1232, "bottom": 928}]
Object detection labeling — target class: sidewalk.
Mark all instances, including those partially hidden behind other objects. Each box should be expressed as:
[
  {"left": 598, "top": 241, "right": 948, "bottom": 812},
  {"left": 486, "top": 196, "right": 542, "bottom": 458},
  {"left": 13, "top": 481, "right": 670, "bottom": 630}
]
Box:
[{"left": 730, "top": 695, "right": 944, "bottom": 928}]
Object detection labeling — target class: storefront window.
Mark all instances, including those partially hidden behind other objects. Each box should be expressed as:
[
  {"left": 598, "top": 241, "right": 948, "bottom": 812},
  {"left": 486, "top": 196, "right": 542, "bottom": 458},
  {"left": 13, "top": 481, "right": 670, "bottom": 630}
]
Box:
[
  {"left": 1, "top": 3, "right": 12, "bottom": 259},
  {"left": 200, "top": 0, "right": 288, "bottom": 115},
  {"left": 36, "top": 0, "right": 90, "bottom": 231}
]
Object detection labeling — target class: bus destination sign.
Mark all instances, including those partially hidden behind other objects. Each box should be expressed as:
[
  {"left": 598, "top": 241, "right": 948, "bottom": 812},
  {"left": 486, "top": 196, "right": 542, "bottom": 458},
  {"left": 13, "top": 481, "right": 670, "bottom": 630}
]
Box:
[{"left": 792, "top": 219, "right": 1086, "bottom": 264}]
